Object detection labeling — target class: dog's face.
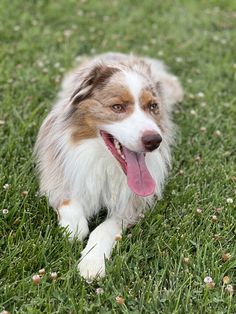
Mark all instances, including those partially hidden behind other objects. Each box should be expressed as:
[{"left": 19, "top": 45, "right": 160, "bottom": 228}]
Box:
[{"left": 69, "top": 62, "right": 167, "bottom": 196}]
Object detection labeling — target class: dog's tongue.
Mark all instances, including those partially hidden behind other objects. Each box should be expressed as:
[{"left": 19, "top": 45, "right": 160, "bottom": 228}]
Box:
[{"left": 123, "top": 147, "right": 156, "bottom": 197}]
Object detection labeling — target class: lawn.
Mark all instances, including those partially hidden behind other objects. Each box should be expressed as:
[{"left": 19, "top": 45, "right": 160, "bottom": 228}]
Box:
[{"left": 0, "top": 0, "right": 235, "bottom": 313}]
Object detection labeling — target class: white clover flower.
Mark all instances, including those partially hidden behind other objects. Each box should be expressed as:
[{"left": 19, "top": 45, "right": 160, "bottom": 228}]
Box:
[
  {"left": 225, "top": 285, "right": 234, "bottom": 294},
  {"left": 204, "top": 276, "right": 213, "bottom": 284},
  {"left": 32, "top": 274, "right": 40, "bottom": 285},
  {"left": 50, "top": 272, "right": 58, "bottom": 280},
  {"left": 3, "top": 184, "right": 10, "bottom": 190},
  {"left": 96, "top": 287, "right": 104, "bottom": 294},
  {"left": 223, "top": 276, "right": 230, "bottom": 284},
  {"left": 212, "top": 215, "right": 218, "bottom": 222},
  {"left": 175, "top": 57, "right": 183, "bottom": 63},
  {"left": 116, "top": 296, "right": 125, "bottom": 305},
  {"left": 0, "top": 310, "right": 11, "bottom": 314},
  {"left": 14, "top": 25, "right": 20, "bottom": 31},
  {"left": 214, "top": 130, "right": 221, "bottom": 137},
  {"left": 197, "top": 92, "right": 205, "bottom": 98},
  {"left": 39, "top": 268, "right": 46, "bottom": 276}
]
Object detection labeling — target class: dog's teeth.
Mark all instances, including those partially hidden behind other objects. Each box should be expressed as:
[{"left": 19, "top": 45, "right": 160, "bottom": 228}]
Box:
[
  {"left": 114, "top": 139, "right": 125, "bottom": 159},
  {"left": 114, "top": 140, "right": 120, "bottom": 150}
]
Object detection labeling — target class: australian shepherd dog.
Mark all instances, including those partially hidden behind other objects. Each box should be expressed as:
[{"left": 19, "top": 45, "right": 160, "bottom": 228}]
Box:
[{"left": 35, "top": 52, "right": 183, "bottom": 280}]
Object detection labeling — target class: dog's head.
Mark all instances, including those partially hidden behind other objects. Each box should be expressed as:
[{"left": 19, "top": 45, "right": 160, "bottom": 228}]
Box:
[{"left": 68, "top": 60, "right": 169, "bottom": 197}]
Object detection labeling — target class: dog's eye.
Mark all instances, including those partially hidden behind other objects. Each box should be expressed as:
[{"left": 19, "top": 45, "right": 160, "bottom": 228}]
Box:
[
  {"left": 149, "top": 103, "right": 159, "bottom": 113},
  {"left": 111, "top": 104, "right": 126, "bottom": 113}
]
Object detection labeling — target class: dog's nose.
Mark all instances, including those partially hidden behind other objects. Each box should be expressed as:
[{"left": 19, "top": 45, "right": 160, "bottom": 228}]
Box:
[{"left": 141, "top": 131, "right": 162, "bottom": 152}]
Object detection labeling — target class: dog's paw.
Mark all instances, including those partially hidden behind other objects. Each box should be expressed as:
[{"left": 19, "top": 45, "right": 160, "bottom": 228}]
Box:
[
  {"left": 78, "top": 253, "right": 105, "bottom": 281},
  {"left": 59, "top": 218, "right": 89, "bottom": 241}
]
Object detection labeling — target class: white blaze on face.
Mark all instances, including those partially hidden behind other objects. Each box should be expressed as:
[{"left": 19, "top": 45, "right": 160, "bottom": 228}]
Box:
[{"left": 101, "top": 70, "right": 162, "bottom": 152}]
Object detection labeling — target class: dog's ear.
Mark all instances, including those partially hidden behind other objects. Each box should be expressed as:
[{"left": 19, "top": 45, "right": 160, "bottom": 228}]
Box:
[
  {"left": 70, "top": 63, "right": 118, "bottom": 105},
  {"left": 155, "top": 74, "right": 183, "bottom": 111}
]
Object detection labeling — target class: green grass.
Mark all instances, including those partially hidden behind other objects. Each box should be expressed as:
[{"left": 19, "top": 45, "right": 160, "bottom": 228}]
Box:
[{"left": 0, "top": 0, "right": 235, "bottom": 313}]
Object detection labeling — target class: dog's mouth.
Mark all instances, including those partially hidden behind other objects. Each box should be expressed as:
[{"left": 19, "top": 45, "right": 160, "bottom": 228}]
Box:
[{"left": 100, "top": 130, "right": 156, "bottom": 197}]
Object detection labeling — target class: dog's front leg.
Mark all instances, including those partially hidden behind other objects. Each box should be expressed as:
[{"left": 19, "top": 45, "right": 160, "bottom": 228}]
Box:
[
  {"left": 78, "top": 216, "right": 126, "bottom": 281},
  {"left": 58, "top": 199, "right": 89, "bottom": 241}
]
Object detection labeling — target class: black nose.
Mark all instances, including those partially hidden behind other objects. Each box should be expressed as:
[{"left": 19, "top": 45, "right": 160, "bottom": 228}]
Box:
[{"left": 141, "top": 131, "right": 162, "bottom": 152}]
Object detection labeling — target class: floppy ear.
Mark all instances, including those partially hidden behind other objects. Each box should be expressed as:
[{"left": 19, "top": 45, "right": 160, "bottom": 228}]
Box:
[
  {"left": 70, "top": 63, "right": 118, "bottom": 105},
  {"left": 156, "top": 73, "right": 183, "bottom": 111},
  {"left": 144, "top": 57, "right": 183, "bottom": 111}
]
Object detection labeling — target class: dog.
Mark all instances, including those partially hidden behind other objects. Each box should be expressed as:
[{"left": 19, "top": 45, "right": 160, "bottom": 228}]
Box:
[{"left": 34, "top": 52, "right": 183, "bottom": 280}]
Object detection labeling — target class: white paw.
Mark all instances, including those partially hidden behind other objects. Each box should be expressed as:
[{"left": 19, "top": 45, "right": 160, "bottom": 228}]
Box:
[
  {"left": 59, "top": 218, "right": 89, "bottom": 241},
  {"left": 78, "top": 252, "right": 106, "bottom": 281}
]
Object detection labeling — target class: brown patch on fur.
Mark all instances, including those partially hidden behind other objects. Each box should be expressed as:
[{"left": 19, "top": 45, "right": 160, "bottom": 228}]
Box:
[
  {"left": 93, "top": 83, "right": 134, "bottom": 110},
  {"left": 139, "top": 88, "right": 165, "bottom": 131},
  {"left": 71, "top": 119, "right": 97, "bottom": 143},
  {"left": 61, "top": 199, "right": 71, "bottom": 207},
  {"left": 140, "top": 89, "right": 155, "bottom": 108},
  {"left": 71, "top": 65, "right": 119, "bottom": 104},
  {"left": 70, "top": 82, "right": 135, "bottom": 144},
  {"left": 140, "top": 89, "right": 160, "bottom": 115}
]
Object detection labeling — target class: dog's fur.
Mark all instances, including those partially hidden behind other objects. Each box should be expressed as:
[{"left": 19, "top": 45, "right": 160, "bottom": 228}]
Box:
[{"left": 34, "top": 52, "right": 183, "bottom": 280}]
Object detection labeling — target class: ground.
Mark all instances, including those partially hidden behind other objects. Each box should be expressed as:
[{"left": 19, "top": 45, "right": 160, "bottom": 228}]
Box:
[{"left": 0, "top": 0, "right": 235, "bottom": 313}]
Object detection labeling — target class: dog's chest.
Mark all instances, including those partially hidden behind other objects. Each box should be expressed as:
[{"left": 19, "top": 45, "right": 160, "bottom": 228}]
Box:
[{"left": 65, "top": 139, "right": 132, "bottom": 211}]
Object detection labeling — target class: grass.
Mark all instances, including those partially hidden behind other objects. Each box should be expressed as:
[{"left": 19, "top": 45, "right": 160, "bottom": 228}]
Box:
[{"left": 0, "top": 0, "right": 235, "bottom": 313}]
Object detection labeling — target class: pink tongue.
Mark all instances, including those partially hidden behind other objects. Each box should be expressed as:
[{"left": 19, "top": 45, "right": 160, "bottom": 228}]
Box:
[{"left": 123, "top": 147, "right": 156, "bottom": 197}]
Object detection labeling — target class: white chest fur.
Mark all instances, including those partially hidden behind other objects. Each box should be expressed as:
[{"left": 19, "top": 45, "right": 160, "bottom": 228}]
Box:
[{"left": 62, "top": 138, "right": 169, "bottom": 221}]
